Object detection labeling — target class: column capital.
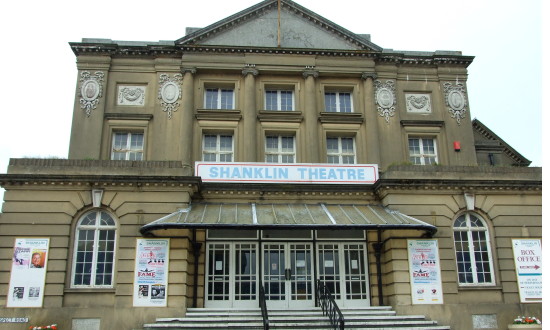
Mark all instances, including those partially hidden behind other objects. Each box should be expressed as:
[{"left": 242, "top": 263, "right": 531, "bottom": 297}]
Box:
[
  {"left": 302, "top": 67, "right": 319, "bottom": 79},
  {"left": 242, "top": 64, "right": 259, "bottom": 76},
  {"left": 361, "top": 72, "right": 378, "bottom": 80},
  {"left": 180, "top": 67, "right": 197, "bottom": 75}
]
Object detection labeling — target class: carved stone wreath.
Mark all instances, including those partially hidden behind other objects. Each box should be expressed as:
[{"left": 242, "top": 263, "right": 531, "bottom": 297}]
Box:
[
  {"left": 374, "top": 80, "right": 396, "bottom": 123},
  {"left": 118, "top": 86, "right": 145, "bottom": 105},
  {"left": 79, "top": 71, "right": 104, "bottom": 116},
  {"left": 444, "top": 82, "right": 468, "bottom": 124},
  {"left": 406, "top": 94, "right": 431, "bottom": 113},
  {"left": 158, "top": 73, "right": 183, "bottom": 119}
]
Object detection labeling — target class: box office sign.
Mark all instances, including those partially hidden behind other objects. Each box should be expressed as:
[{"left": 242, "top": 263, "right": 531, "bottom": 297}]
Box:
[
  {"left": 133, "top": 239, "right": 170, "bottom": 307},
  {"left": 196, "top": 162, "right": 379, "bottom": 184},
  {"left": 407, "top": 239, "right": 443, "bottom": 304},
  {"left": 7, "top": 238, "right": 50, "bottom": 307},
  {"left": 512, "top": 239, "right": 542, "bottom": 303}
]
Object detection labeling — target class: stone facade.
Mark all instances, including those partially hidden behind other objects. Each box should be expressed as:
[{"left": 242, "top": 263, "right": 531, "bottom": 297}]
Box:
[{"left": 0, "top": 1, "right": 541, "bottom": 329}]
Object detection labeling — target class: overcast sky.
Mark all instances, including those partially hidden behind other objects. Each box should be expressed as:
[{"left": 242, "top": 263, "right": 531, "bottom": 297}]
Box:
[{"left": 0, "top": 0, "right": 543, "bottom": 203}]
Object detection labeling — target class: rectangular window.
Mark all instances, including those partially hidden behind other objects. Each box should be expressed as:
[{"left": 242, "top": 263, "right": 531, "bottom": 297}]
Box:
[
  {"left": 327, "top": 137, "right": 355, "bottom": 164},
  {"left": 111, "top": 132, "right": 144, "bottom": 160},
  {"left": 205, "top": 88, "right": 234, "bottom": 109},
  {"left": 265, "top": 135, "right": 295, "bottom": 163},
  {"left": 203, "top": 134, "right": 234, "bottom": 162},
  {"left": 324, "top": 92, "right": 352, "bottom": 113},
  {"left": 408, "top": 137, "right": 438, "bottom": 165},
  {"left": 265, "top": 90, "right": 294, "bottom": 111}
]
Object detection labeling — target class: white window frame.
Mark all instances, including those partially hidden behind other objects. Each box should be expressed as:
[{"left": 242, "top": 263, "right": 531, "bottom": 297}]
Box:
[
  {"left": 324, "top": 91, "right": 353, "bottom": 113},
  {"left": 408, "top": 137, "right": 438, "bottom": 165},
  {"left": 265, "top": 135, "right": 296, "bottom": 163},
  {"left": 71, "top": 210, "right": 118, "bottom": 288},
  {"left": 265, "top": 90, "right": 295, "bottom": 111},
  {"left": 326, "top": 137, "right": 356, "bottom": 164},
  {"left": 453, "top": 212, "right": 495, "bottom": 286},
  {"left": 202, "top": 134, "right": 234, "bottom": 162},
  {"left": 204, "top": 87, "right": 235, "bottom": 110},
  {"left": 111, "top": 132, "right": 144, "bottom": 160}
]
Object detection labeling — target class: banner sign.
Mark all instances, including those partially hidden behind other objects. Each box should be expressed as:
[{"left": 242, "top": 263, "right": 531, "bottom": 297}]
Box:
[
  {"left": 7, "top": 238, "right": 50, "bottom": 307},
  {"left": 133, "top": 239, "right": 170, "bottom": 307},
  {"left": 512, "top": 239, "right": 542, "bottom": 303},
  {"left": 407, "top": 239, "right": 443, "bottom": 304},
  {"left": 195, "top": 162, "right": 379, "bottom": 184}
]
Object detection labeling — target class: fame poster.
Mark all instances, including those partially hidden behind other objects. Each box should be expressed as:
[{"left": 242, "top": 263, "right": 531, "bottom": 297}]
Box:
[
  {"left": 407, "top": 239, "right": 443, "bottom": 304},
  {"left": 133, "top": 239, "right": 170, "bottom": 307},
  {"left": 512, "top": 239, "right": 542, "bottom": 303},
  {"left": 7, "top": 238, "right": 50, "bottom": 307}
]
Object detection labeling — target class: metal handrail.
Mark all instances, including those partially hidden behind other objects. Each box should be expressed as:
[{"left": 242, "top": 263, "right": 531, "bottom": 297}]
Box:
[
  {"left": 259, "top": 285, "right": 269, "bottom": 330},
  {"left": 316, "top": 280, "right": 345, "bottom": 330}
]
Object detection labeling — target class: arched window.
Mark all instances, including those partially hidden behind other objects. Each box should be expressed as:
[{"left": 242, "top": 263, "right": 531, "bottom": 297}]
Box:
[
  {"left": 72, "top": 210, "right": 117, "bottom": 287},
  {"left": 453, "top": 212, "right": 495, "bottom": 285}
]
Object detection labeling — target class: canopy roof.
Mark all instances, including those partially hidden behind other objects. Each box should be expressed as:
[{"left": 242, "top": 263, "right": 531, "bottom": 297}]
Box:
[{"left": 140, "top": 202, "right": 437, "bottom": 236}]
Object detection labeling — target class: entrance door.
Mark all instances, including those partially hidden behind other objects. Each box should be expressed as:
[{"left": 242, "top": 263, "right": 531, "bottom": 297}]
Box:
[
  {"left": 262, "top": 243, "right": 314, "bottom": 309},
  {"left": 318, "top": 243, "right": 369, "bottom": 307},
  {"left": 205, "top": 243, "right": 257, "bottom": 308}
]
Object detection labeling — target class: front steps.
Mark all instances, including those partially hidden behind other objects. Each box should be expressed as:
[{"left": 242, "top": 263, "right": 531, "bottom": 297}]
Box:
[{"left": 142, "top": 306, "right": 450, "bottom": 329}]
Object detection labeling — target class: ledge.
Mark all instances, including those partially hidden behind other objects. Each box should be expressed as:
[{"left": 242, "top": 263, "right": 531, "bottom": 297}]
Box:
[
  {"left": 319, "top": 112, "right": 364, "bottom": 124},
  {"left": 195, "top": 109, "right": 242, "bottom": 121},
  {"left": 257, "top": 110, "right": 303, "bottom": 122}
]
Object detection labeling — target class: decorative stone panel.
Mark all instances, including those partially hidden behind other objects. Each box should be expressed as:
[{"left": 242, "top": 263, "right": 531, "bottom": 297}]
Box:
[
  {"left": 158, "top": 73, "right": 182, "bottom": 119},
  {"left": 79, "top": 71, "right": 104, "bottom": 116},
  {"left": 374, "top": 80, "right": 396, "bottom": 123},
  {"left": 405, "top": 93, "right": 431, "bottom": 113},
  {"left": 117, "top": 86, "right": 146, "bottom": 106},
  {"left": 444, "top": 82, "right": 468, "bottom": 124}
]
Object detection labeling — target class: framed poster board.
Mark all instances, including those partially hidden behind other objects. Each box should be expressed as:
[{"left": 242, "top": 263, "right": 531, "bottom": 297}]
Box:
[
  {"left": 407, "top": 239, "right": 443, "bottom": 304},
  {"left": 511, "top": 239, "right": 542, "bottom": 303},
  {"left": 133, "top": 238, "right": 170, "bottom": 307},
  {"left": 7, "top": 238, "right": 50, "bottom": 307}
]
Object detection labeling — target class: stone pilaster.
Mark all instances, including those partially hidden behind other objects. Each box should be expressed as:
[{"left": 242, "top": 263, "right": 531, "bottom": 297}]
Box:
[
  {"left": 362, "top": 72, "right": 380, "bottom": 165},
  {"left": 303, "top": 68, "right": 319, "bottom": 163},
  {"left": 242, "top": 65, "right": 259, "bottom": 162},
  {"left": 180, "top": 67, "right": 196, "bottom": 167}
]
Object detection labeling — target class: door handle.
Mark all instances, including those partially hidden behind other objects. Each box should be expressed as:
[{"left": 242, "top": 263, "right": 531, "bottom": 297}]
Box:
[{"left": 285, "top": 268, "right": 291, "bottom": 280}]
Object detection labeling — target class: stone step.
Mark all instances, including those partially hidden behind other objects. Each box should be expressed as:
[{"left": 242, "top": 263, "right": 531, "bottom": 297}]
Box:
[{"left": 143, "top": 307, "right": 450, "bottom": 329}]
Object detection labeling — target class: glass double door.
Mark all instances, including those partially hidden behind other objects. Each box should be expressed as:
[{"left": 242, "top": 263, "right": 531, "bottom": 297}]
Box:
[
  {"left": 263, "top": 243, "right": 314, "bottom": 309},
  {"left": 205, "top": 241, "right": 368, "bottom": 308}
]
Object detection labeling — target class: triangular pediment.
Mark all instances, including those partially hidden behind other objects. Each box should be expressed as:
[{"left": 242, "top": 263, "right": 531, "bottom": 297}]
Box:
[{"left": 176, "top": 0, "right": 382, "bottom": 51}]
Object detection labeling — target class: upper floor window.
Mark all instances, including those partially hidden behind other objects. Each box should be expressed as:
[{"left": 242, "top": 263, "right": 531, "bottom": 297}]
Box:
[
  {"left": 112, "top": 132, "right": 144, "bottom": 160},
  {"left": 203, "top": 134, "right": 234, "bottom": 162},
  {"left": 265, "top": 90, "right": 294, "bottom": 111},
  {"left": 72, "top": 210, "right": 117, "bottom": 288},
  {"left": 327, "top": 137, "right": 355, "bottom": 164},
  {"left": 453, "top": 213, "right": 495, "bottom": 285},
  {"left": 408, "top": 137, "right": 438, "bottom": 165},
  {"left": 205, "top": 88, "right": 234, "bottom": 110},
  {"left": 324, "top": 92, "right": 352, "bottom": 113},
  {"left": 266, "top": 135, "right": 295, "bottom": 163}
]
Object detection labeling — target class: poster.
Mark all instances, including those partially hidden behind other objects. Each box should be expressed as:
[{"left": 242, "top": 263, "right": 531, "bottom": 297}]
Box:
[
  {"left": 407, "top": 239, "right": 443, "bottom": 304},
  {"left": 512, "top": 239, "right": 542, "bottom": 303},
  {"left": 133, "top": 239, "right": 170, "bottom": 307},
  {"left": 7, "top": 238, "right": 50, "bottom": 307}
]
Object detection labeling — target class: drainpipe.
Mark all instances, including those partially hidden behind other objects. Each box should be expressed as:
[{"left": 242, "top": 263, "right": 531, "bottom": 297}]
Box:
[
  {"left": 192, "top": 229, "right": 202, "bottom": 308},
  {"left": 372, "top": 229, "right": 384, "bottom": 306}
]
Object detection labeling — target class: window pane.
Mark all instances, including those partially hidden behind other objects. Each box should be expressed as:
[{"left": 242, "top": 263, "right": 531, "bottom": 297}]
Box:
[
  {"left": 220, "top": 89, "right": 233, "bottom": 109},
  {"left": 325, "top": 93, "right": 337, "bottom": 112},
  {"left": 327, "top": 138, "right": 338, "bottom": 153},
  {"left": 339, "top": 93, "right": 352, "bottom": 112},
  {"left": 205, "top": 89, "right": 218, "bottom": 108},
  {"left": 280, "top": 91, "right": 293, "bottom": 111},
  {"left": 265, "top": 91, "right": 278, "bottom": 110}
]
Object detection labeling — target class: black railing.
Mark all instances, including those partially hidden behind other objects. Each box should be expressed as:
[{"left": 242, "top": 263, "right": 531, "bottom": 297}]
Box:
[
  {"left": 316, "top": 280, "right": 345, "bottom": 330},
  {"left": 259, "top": 285, "right": 269, "bottom": 330}
]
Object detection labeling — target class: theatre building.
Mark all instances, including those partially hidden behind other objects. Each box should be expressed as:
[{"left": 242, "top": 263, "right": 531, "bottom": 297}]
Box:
[{"left": 0, "top": 0, "right": 542, "bottom": 329}]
